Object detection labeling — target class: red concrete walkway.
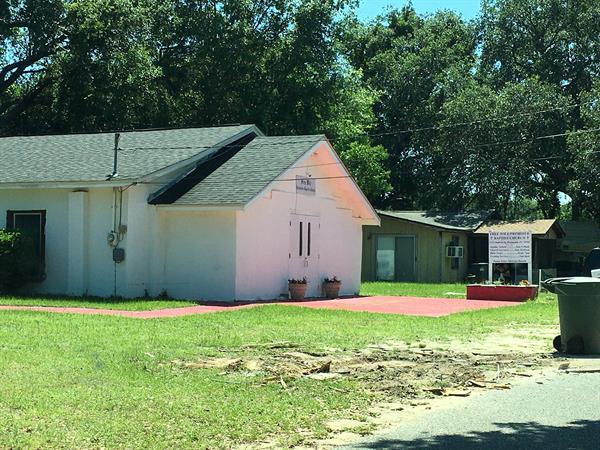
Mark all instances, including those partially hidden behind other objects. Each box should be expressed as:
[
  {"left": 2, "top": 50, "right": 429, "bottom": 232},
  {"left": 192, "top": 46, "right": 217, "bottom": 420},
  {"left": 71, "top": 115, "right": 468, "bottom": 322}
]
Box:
[{"left": 0, "top": 296, "right": 522, "bottom": 319}]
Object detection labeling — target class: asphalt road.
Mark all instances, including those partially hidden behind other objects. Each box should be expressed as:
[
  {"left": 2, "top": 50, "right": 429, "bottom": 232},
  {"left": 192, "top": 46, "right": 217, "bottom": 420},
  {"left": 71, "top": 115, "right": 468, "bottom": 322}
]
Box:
[{"left": 343, "top": 371, "right": 600, "bottom": 450}]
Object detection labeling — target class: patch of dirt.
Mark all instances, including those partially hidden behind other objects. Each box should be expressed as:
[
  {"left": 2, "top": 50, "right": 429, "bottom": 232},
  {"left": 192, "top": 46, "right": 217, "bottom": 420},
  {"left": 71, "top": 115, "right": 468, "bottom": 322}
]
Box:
[{"left": 170, "top": 325, "right": 562, "bottom": 449}]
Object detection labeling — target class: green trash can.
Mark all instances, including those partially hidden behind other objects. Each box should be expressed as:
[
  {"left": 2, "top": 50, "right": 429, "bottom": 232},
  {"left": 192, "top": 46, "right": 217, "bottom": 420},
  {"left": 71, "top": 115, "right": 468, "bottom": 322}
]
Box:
[{"left": 542, "top": 277, "right": 600, "bottom": 355}]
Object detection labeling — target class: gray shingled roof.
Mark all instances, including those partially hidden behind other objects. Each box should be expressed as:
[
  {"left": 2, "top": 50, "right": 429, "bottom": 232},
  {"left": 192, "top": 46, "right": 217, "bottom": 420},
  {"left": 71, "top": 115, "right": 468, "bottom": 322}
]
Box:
[
  {"left": 0, "top": 125, "right": 255, "bottom": 183},
  {"left": 167, "top": 135, "right": 323, "bottom": 205},
  {"left": 378, "top": 210, "right": 494, "bottom": 231}
]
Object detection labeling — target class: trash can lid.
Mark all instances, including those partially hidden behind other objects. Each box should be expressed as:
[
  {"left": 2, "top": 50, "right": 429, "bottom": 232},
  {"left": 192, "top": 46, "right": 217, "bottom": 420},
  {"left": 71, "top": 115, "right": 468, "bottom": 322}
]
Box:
[
  {"left": 542, "top": 277, "right": 600, "bottom": 296},
  {"left": 550, "top": 277, "right": 600, "bottom": 284}
]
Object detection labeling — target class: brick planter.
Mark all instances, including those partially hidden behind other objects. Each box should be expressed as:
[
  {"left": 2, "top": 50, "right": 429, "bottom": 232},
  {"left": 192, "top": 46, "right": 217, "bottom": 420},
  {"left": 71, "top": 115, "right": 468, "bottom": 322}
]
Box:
[{"left": 467, "top": 284, "right": 539, "bottom": 302}]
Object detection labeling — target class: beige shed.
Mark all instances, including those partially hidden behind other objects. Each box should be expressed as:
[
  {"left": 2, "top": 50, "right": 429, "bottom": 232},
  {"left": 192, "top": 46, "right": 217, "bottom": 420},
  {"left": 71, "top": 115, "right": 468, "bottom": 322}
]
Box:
[{"left": 362, "top": 210, "right": 493, "bottom": 283}]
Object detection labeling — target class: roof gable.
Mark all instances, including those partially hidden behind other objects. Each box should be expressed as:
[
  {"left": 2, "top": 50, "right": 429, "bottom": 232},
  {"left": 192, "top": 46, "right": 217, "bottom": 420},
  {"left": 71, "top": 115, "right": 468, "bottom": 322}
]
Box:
[
  {"left": 0, "top": 125, "right": 257, "bottom": 184},
  {"left": 150, "top": 135, "right": 379, "bottom": 224},
  {"left": 475, "top": 219, "right": 565, "bottom": 237},
  {"left": 152, "top": 135, "right": 324, "bottom": 206}
]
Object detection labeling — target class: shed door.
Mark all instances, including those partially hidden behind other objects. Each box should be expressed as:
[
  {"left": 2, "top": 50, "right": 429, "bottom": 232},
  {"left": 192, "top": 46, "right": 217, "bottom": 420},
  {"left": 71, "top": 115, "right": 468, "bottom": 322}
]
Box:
[
  {"left": 395, "top": 236, "right": 416, "bottom": 281},
  {"left": 289, "top": 214, "right": 320, "bottom": 296},
  {"left": 376, "top": 236, "right": 416, "bottom": 282}
]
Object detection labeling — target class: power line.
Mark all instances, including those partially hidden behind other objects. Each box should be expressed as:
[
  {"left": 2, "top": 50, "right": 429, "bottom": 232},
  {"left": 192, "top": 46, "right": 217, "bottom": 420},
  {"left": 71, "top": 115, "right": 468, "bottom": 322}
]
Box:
[
  {"left": 112, "top": 100, "right": 596, "bottom": 152},
  {"left": 364, "top": 101, "right": 594, "bottom": 138},
  {"left": 140, "top": 175, "right": 353, "bottom": 186},
  {"left": 116, "top": 123, "right": 599, "bottom": 154},
  {"left": 125, "top": 126, "right": 600, "bottom": 173},
  {"left": 134, "top": 130, "right": 600, "bottom": 186},
  {"left": 103, "top": 104, "right": 600, "bottom": 187},
  {"left": 469, "top": 126, "right": 600, "bottom": 149}
]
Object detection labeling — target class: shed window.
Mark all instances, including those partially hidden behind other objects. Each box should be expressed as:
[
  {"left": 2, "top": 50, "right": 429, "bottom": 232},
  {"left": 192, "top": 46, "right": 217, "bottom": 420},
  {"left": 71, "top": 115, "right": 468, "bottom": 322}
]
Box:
[{"left": 6, "top": 210, "right": 46, "bottom": 279}]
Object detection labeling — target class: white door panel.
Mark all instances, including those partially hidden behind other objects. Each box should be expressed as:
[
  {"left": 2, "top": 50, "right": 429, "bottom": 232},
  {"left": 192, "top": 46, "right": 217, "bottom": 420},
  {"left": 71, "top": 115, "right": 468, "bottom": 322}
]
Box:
[{"left": 289, "top": 214, "right": 320, "bottom": 297}]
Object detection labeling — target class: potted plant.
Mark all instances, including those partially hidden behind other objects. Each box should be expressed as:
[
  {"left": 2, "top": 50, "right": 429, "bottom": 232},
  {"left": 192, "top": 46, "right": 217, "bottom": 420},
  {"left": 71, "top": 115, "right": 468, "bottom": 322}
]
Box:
[
  {"left": 323, "top": 276, "right": 342, "bottom": 299},
  {"left": 288, "top": 277, "right": 308, "bottom": 300}
]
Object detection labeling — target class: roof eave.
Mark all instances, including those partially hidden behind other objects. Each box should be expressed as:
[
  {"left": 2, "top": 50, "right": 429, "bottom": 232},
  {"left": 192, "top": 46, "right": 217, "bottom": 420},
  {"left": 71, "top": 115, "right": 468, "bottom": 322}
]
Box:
[
  {"left": 155, "top": 203, "right": 244, "bottom": 211},
  {"left": 0, "top": 180, "right": 135, "bottom": 189}
]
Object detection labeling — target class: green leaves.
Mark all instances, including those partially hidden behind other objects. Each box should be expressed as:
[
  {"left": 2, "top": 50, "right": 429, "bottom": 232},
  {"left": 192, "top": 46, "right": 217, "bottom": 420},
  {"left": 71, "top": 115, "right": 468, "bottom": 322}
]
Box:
[
  {"left": 0, "top": 229, "right": 38, "bottom": 293},
  {"left": 567, "top": 84, "right": 600, "bottom": 220},
  {"left": 420, "top": 78, "right": 574, "bottom": 217},
  {"left": 340, "top": 141, "right": 391, "bottom": 200}
]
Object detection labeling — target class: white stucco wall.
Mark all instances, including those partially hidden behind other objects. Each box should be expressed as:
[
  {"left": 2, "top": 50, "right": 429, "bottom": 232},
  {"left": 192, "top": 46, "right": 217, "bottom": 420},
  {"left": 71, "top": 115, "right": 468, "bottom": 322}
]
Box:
[
  {"left": 235, "top": 142, "right": 366, "bottom": 300},
  {"left": 0, "top": 189, "right": 70, "bottom": 294},
  {"left": 0, "top": 184, "right": 238, "bottom": 301},
  {"left": 0, "top": 187, "right": 120, "bottom": 296},
  {"left": 157, "top": 210, "right": 237, "bottom": 301},
  {"left": 85, "top": 188, "right": 127, "bottom": 297}
]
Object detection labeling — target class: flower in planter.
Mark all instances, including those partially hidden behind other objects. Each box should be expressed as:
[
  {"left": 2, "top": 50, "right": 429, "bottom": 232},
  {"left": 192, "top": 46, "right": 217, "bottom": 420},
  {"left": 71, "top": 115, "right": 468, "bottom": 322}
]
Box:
[
  {"left": 323, "top": 276, "right": 342, "bottom": 299},
  {"left": 288, "top": 277, "right": 308, "bottom": 300},
  {"left": 288, "top": 277, "right": 307, "bottom": 284}
]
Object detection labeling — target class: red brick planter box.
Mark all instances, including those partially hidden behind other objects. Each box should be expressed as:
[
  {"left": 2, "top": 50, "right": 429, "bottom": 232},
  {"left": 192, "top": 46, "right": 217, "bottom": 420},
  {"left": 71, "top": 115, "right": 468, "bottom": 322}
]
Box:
[{"left": 467, "top": 284, "right": 538, "bottom": 302}]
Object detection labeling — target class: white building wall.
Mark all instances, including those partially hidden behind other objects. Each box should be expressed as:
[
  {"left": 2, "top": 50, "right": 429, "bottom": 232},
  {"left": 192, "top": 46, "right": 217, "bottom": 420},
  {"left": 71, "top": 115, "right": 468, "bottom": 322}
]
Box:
[
  {"left": 0, "top": 189, "right": 70, "bottom": 294},
  {"left": 83, "top": 188, "right": 122, "bottom": 297},
  {"left": 235, "top": 190, "right": 294, "bottom": 300},
  {"left": 157, "top": 210, "right": 237, "bottom": 301},
  {"left": 235, "top": 143, "right": 365, "bottom": 300},
  {"left": 0, "top": 185, "right": 238, "bottom": 301},
  {"left": 122, "top": 184, "right": 155, "bottom": 298},
  {"left": 0, "top": 187, "right": 119, "bottom": 296},
  {"left": 318, "top": 204, "right": 363, "bottom": 296},
  {"left": 235, "top": 191, "right": 363, "bottom": 300},
  {"left": 67, "top": 191, "right": 88, "bottom": 295}
]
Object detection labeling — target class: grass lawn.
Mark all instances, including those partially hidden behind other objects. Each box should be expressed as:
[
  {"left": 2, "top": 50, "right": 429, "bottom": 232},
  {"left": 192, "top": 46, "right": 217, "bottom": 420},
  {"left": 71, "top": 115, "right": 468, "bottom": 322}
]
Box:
[
  {"left": 0, "top": 285, "right": 559, "bottom": 448},
  {"left": 0, "top": 296, "right": 197, "bottom": 310},
  {"left": 361, "top": 281, "right": 468, "bottom": 298}
]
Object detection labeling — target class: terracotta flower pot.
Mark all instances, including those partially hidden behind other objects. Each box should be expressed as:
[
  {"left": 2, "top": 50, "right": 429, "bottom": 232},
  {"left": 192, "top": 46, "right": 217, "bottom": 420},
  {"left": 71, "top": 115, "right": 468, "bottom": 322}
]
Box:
[
  {"left": 289, "top": 283, "right": 308, "bottom": 300},
  {"left": 323, "top": 281, "right": 341, "bottom": 299}
]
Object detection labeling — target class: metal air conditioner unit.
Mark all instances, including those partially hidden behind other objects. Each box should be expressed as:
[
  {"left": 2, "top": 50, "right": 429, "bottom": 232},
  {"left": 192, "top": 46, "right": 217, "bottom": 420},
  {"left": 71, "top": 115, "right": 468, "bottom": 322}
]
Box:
[{"left": 446, "top": 246, "right": 464, "bottom": 258}]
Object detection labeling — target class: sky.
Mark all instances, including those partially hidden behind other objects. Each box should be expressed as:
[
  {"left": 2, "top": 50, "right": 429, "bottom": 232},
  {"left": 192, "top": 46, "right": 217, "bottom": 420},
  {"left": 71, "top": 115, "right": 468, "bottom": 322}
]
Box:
[{"left": 356, "top": 0, "right": 481, "bottom": 21}]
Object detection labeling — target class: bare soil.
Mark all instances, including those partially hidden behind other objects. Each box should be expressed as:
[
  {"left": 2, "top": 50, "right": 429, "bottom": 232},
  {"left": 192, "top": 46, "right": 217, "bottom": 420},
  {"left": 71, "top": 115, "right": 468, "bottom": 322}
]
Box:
[{"left": 171, "top": 324, "right": 562, "bottom": 449}]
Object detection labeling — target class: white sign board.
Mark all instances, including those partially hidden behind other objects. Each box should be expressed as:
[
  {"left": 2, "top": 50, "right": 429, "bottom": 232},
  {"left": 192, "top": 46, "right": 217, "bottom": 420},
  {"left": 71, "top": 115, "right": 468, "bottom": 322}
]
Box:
[
  {"left": 489, "top": 231, "right": 532, "bottom": 264},
  {"left": 296, "top": 176, "right": 316, "bottom": 195}
]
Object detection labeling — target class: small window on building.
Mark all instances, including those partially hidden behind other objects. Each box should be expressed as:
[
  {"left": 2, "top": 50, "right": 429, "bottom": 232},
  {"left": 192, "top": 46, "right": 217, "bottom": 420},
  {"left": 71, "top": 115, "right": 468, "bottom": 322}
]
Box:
[
  {"left": 307, "top": 222, "right": 311, "bottom": 256},
  {"left": 299, "top": 221, "right": 303, "bottom": 256},
  {"left": 6, "top": 210, "right": 46, "bottom": 280}
]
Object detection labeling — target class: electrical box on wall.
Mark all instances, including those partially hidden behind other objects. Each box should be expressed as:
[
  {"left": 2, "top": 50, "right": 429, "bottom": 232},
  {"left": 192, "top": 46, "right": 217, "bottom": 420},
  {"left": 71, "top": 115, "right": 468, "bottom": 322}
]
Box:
[
  {"left": 113, "top": 248, "right": 125, "bottom": 263},
  {"left": 107, "top": 231, "right": 118, "bottom": 247}
]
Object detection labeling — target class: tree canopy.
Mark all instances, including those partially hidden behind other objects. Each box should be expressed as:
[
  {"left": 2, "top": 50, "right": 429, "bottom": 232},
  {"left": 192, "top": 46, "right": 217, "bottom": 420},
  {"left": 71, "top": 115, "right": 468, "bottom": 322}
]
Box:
[{"left": 1, "top": 0, "right": 599, "bottom": 221}]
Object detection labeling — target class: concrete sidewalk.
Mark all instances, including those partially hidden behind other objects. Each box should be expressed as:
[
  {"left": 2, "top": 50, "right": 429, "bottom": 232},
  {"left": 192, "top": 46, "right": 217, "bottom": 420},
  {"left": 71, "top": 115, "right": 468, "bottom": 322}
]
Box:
[{"left": 0, "top": 295, "right": 522, "bottom": 319}]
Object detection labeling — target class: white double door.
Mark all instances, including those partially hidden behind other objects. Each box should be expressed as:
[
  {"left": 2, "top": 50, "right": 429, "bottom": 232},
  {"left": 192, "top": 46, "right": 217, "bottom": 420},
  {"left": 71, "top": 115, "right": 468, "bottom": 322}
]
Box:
[{"left": 289, "top": 214, "right": 320, "bottom": 297}]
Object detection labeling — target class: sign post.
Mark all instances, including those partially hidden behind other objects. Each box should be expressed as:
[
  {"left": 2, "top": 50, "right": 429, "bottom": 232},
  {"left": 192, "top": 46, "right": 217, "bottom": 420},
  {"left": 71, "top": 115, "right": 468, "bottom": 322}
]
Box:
[{"left": 488, "top": 231, "right": 532, "bottom": 283}]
